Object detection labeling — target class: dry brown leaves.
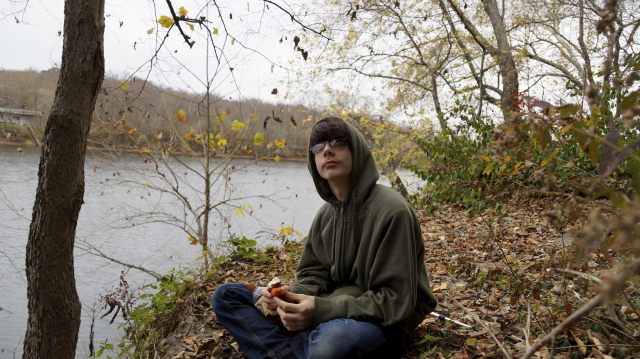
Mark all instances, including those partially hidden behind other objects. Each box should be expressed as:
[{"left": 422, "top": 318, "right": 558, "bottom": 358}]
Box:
[
  {"left": 411, "top": 197, "right": 640, "bottom": 358},
  {"left": 156, "top": 245, "right": 301, "bottom": 359}
]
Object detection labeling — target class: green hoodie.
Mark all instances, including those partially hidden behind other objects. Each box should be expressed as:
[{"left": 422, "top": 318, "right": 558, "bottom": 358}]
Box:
[{"left": 289, "top": 120, "right": 437, "bottom": 336}]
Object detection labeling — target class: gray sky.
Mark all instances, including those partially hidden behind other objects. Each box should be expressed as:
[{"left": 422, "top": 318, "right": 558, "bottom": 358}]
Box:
[{"left": 0, "top": 0, "right": 310, "bottom": 101}]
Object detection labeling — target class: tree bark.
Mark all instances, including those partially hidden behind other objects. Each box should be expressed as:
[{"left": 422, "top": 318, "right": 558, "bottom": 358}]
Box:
[
  {"left": 481, "top": 0, "right": 519, "bottom": 113},
  {"left": 23, "top": 0, "right": 105, "bottom": 356},
  {"left": 445, "top": 0, "right": 519, "bottom": 115}
]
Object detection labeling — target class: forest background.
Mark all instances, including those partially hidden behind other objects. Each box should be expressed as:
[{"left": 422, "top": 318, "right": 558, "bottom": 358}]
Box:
[{"left": 1, "top": 0, "right": 640, "bottom": 357}]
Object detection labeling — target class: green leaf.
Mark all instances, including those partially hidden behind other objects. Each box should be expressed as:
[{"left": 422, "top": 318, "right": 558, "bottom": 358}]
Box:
[
  {"left": 482, "top": 162, "right": 497, "bottom": 175},
  {"left": 620, "top": 91, "right": 640, "bottom": 112},
  {"left": 608, "top": 191, "right": 626, "bottom": 209},
  {"left": 631, "top": 159, "right": 640, "bottom": 193},
  {"left": 557, "top": 104, "right": 580, "bottom": 116},
  {"left": 537, "top": 126, "right": 552, "bottom": 148}
]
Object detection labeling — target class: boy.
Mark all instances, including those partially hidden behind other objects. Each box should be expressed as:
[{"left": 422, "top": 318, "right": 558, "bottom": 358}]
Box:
[{"left": 213, "top": 117, "right": 436, "bottom": 359}]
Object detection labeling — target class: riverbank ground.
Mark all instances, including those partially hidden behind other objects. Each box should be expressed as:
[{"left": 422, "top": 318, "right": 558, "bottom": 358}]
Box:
[{"left": 110, "top": 197, "right": 640, "bottom": 359}]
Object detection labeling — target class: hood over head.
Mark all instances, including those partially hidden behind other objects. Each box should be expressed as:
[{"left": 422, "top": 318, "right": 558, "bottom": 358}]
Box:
[{"left": 308, "top": 118, "right": 379, "bottom": 206}]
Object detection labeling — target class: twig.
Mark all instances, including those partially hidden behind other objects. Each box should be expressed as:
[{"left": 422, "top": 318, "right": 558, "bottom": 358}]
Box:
[
  {"left": 521, "top": 258, "right": 640, "bottom": 359},
  {"left": 450, "top": 296, "right": 512, "bottom": 359},
  {"left": 74, "top": 245, "right": 160, "bottom": 278},
  {"left": 165, "top": 0, "right": 195, "bottom": 48},
  {"left": 557, "top": 268, "right": 603, "bottom": 283}
]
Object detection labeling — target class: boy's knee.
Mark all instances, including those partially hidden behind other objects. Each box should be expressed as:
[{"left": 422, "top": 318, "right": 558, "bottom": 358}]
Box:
[
  {"left": 309, "top": 319, "right": 385, "bottom": 359},
  {"left": 211, "top": 283, "right": 244, "bottom": 311}
]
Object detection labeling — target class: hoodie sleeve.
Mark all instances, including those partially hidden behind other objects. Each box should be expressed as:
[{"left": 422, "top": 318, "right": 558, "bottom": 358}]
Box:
[
  {"left": 289, "top": 211, "right": 333, "bottom": 296},
  {"left": 288, "top": 234, "right": 332, "bottom": 296},
  {"left": 313, "top": 208, "right": 421, "bottom": 327}
]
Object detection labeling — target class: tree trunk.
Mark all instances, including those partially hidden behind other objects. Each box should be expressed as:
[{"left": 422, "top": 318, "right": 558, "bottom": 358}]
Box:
[
  {"left": 23, "top": 0, "right": 105, "bottom": 356},
  {"left": 481, "top": 0, "right": 519, "bottom": 113},
  {"left": 430, "top": 73, "right": 447, "bottom": 131}
]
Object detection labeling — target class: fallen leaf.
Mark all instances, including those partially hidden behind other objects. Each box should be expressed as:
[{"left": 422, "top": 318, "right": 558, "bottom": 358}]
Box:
[{"left": 571, "top": 331, "right": 587, "bottom": 355}]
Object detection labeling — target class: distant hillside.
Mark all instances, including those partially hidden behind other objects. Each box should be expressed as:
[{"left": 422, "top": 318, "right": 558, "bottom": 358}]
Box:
[{"left": 0, "top": 68, "right": 324, "bottom": 157}]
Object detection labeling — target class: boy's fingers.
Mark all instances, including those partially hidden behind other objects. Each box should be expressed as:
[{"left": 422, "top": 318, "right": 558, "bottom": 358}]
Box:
[
  {"left": 283, "top": 291, "right": 304, "bottom": 301},
  {"left": 262, "top": 288, "right": 272, "bottom": 299},
  {"left": 274, "top": 297, "right": 297, "bottom": 313}
]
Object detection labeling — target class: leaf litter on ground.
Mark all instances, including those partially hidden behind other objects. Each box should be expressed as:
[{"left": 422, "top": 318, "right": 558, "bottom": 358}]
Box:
[{"left": 120, "top": 197, "right": 640, "bottom": 359}]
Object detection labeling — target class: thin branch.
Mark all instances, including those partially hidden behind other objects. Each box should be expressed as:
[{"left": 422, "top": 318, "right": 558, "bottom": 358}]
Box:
[
  {"left": 451, "top": 296, "right": 512, "bottom": 359},
  {"left": 75, "top": 245, "right": 160, "bottom": 278},
  {"left": 521, "top": 258, "right": 640, "bottom": 359}
]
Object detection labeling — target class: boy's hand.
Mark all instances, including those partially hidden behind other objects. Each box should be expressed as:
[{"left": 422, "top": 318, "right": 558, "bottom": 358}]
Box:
[
  {"left": 261, "top": 286, "right": 289, "bottom": 316},
  {"left": 275, "top": 291, "right": 315, "bottom": 331}
]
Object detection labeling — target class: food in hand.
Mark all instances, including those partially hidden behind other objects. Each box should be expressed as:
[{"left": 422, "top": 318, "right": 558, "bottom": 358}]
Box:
[
  {"left": 267, "top": 277, "right": 286, "bottom": 299},
  {"left": 270, "top": 287, "right": 286, "bottom": 299}
]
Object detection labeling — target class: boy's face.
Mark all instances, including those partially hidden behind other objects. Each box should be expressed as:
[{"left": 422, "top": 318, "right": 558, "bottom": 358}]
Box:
[{"left": 314, "top": 139, "right": 353, "bottom": 184}]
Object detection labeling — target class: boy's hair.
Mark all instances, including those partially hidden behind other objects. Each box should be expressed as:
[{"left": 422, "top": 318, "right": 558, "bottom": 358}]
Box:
[{"left": 309, "top": 117, "right": 351, "bottom": 149}]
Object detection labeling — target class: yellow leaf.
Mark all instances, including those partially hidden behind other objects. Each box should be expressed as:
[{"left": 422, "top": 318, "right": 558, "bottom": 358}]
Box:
[
  {"left": 279, "top": 226, "right": 305, "bottom": 237},
  {"left": 479, "top": 154, "right": 491, "bottom": 162},
  {"left": 120, "top": 80, "right": 129, "bottom": 90},
  {"left": 174, "top": 109, "right": 186, "bottom": 122},
  {"left": 195, "top": 257, "right": 202, "bottom": 261},
  {"left": 186, "top": 23, "right": 194, "bottom": 31},
  {"left": 212, "top": 27, "right": 218, "bottom": 35},
  {"left": 274, "top": 155, "right": 280, "bottom": 162},
  {"left": 156, "top": 132, "right": 163, "bottom": 140},
  {"left": 254, "top": 132, "right": 265, "bottom": 145},
  {"left": 270, "top": 64, "right": 275, "bottom": 73},
  {"left": 231, "top": 120, "right": 245, "bottom": 131},
  {"left": 188, "top": 235, "right": 198, "bottom": 245},
  {"left": 217, "top": 139, "right": 227, "bottom": 147},
  {"left": 234, "top": 204, "right": 254, "bottom": 218},
  {"left": 178, "top": 6, "right": 188, "bottom": 16},
  {"left": 157, "top": 15, "right": 174, "bottom": 28},
  {"left": 498, "top": 163, "right": 507, "bottom": 175},
  {"left": 128, "top": 127, "right": 137, "bottom": 134},
  {"left": 231, "top": 39, "right": 235, "bottom": 45},
  {"left": 251, "top": 112, "right": 259, "bottom": 121},
  {"left": 482, "top": 162, "right": 497, "bottom": 175},
  {"left": 502, "top": 154, "right": 511, "bottom": 162},
  {"left": 279, "top": 226, "right": 294, "bottom": 235},
  {"left": 571, "top": 331, "right": 587, "bottom": 355},
  {"left": 439, "top": 283, "right": 448, "bottom": 290},
  {"left": 143, "top": 147, "right": 150, "bottom": 153},
  {"left": 506, "top": 163, "right": 522, "bottom": 176},
  {"left": 559, "top": 124, "right": 573, "bottom": 133},
  {"left": 274, "top": 139, "right": 286, "bottom": 148}
]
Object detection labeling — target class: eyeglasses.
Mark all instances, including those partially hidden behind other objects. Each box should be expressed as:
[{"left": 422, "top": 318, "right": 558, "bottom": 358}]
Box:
[{"left": 310, "top": 138, "right": 349, "bottom": 154}]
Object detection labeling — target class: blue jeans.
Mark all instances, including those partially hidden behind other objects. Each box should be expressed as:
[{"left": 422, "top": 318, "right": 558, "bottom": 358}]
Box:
[{"left": 212, "top": 283, "right": 389, "bottom": 359}]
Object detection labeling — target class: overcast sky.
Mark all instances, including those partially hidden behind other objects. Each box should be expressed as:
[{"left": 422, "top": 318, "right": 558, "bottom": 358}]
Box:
[{"left": 0, "top": 0, "right": 316, "bottom": 102}]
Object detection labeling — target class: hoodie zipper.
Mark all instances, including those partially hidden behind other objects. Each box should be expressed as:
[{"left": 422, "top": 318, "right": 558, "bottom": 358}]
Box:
[{"left": 340, "top": 201, "right": 344, "bottom": 215}]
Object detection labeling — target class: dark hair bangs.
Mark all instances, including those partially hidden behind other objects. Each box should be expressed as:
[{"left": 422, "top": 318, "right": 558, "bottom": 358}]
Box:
[{"left": 309, "top": 117, "right": 351, "bottom": 148}]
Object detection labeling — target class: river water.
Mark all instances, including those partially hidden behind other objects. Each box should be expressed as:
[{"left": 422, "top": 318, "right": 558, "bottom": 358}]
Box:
[
  {"left": 0, "top": 145, "right": 327, "bottom": 358},
  {"left": 0, "top": 144, "right": 422, "bottom": 358}
]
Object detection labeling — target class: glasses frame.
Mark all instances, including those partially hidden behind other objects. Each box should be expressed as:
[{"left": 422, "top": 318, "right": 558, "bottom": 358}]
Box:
[{"left": 309, "top": 138, "right": 350, "bottom": 154}]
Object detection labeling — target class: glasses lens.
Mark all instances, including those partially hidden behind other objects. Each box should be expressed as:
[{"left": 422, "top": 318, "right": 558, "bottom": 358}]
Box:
[
  {"left": 310, "top": 143, "right": 325, "bottom": 154},
  {"left": 310, "top": 138, "right": 348, "bottom": 154},
  {"left": 330, "top": 139, "right": 347, "bottom": 148}
]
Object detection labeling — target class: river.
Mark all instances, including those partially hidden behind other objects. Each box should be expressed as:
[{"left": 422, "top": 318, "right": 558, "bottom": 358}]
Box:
[{"left": 0, "top": 145, "right": 327, "bottom": 358}]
